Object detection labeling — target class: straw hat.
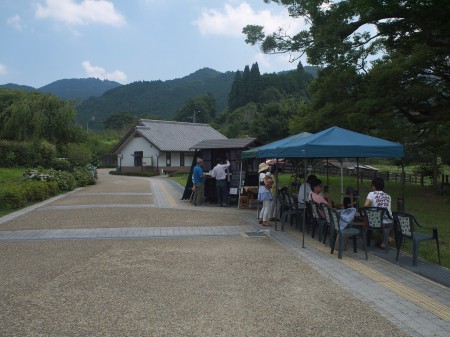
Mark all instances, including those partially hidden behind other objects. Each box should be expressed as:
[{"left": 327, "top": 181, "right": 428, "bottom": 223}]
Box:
[{"left": 258, "top": 162, "right": 270, "bottom": 173}]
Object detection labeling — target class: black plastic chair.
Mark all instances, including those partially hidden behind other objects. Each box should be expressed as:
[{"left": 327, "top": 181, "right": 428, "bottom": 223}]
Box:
[
  {"left": 320, "top": 203, "right": 332, "bottom": 245},
  {"left": 392, "top": 211, "right": 441, "bottom": 266},
  {"left": 278, "top": 190, "right": 301, "bottom": 231},
  {"left": 325, "top": 205, "right": 363, "bottom": 259},
  {"left": 361, "top": 207, "right": 394, "bottom": 254},
  {"left": 309, "top": 201, "right": 327, "bottom": 242}
]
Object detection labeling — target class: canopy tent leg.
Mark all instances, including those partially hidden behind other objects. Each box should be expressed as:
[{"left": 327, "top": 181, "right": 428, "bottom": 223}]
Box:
[{"left": 302, "top": 159, "right": 307, "bottom": 248}]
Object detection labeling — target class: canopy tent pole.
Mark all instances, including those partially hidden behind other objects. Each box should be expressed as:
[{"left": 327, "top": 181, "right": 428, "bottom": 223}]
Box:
[
  {"left": 274, "top": 158, "right": 279, "bottom": 231},
  {"left": 356, "top": 158, "right": 360, "bottom": 194},
  {"left": 340, "top": 159, "right": 344, "bottom": 203},
  {"left": 302, "top": 159, "right": 307, "bottom": 248},
  {"left": 237, "top": 160, "right": 243, "bottom": 209},
  {"left": 326, "top": 158, "right": 329, "bottom": 188},
  {"left": 402, "top": 158, "right": 406, "bottom": 211}
]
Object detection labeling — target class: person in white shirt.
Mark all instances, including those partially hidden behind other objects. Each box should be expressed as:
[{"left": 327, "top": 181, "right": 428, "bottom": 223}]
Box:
[
  {"left": 211, "top": 157, "right": 230, "bottom": 206},
  {"left": 297, "top": 174, "right": 317, "bottom": 208}
]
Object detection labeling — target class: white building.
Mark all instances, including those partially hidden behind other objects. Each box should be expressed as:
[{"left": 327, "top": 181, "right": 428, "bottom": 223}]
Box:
[{"left": 111, "top": 119, "right": 227, "bottom": 173}]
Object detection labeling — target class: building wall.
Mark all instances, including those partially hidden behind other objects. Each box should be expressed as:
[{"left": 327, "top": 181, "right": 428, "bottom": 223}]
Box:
[{"left": 117, "top": 136, "right": 193, "bottom": 172}]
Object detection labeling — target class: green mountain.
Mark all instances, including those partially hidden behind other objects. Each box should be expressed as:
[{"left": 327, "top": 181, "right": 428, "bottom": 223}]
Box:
[
  {"left": 0, "top": 78, "right": 122, "bottom": 101},
  {"left": 39, "top": 78, "right": 122, "bottom": 101},
  {"left": 0, "top": 83, "right": 35, "bottom": 91},
  {"left": 76, "top": 68, "right": 236, "bottom": 127}
]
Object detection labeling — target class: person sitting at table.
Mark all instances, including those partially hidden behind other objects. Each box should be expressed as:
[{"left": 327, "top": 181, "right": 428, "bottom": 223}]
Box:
[
  {"left": 309, "top": 179, "right": 330, "bottom": 219},
  {"left": 364, "top": 177, "right": 394, "bottom": 248},
  {"left": 297, "top": 174, "right": 317, "bottom": 209},
  {"left": 343, "top": 186, "right": 358, "bottom": 209}
]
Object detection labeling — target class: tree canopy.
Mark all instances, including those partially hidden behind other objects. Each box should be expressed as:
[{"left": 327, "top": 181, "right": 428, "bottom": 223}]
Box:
[
  {"left": 0, "top": 88, "right": 81, "bottom": 144},
  {"left": 244, "top": 0, "right": 450, "bottom": 181}
]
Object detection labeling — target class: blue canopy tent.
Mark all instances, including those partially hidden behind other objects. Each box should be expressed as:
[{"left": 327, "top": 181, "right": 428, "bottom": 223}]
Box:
[
  {"left": 239, "top": 132, "right": 312, "bottom": 219},
  {"left": 273, "top": 126, "right": 405, "bottom": 247},
  {"left": 276, "top": 126, "right": 404, "bottom": 159},
  {"left": 241, "top": 132, "right": 312, "bottom": 159}
]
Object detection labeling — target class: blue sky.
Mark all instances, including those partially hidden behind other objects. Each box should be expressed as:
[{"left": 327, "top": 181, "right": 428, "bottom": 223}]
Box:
[{"left": 0, "top": 0, "right": 309, "bottom": 88}]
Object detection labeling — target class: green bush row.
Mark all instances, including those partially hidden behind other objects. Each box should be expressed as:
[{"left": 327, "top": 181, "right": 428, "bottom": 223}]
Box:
[
  {"left": 2, "top": 181, "right": 60, "bottom": 208},
  {"left": 0, "top": 140, "right": 57, "bottom": 168},
  {"left": 109, "top": 170, "right": 159, "bottom": 177},
  {"left": 1, "top": 165, "right": 98, "bottom": 209}
]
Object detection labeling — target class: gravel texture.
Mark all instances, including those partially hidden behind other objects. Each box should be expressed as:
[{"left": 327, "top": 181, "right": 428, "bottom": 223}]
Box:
[
  {"left": 0, "top": 238, "right": 409, "bottom": 336},
  {"left": 0, "top": 171, "right": 410, "bottom": 336}
]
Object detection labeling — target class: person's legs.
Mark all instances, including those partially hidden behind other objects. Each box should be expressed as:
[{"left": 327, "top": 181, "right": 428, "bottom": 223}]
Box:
[
  {"left": 216, "top": 181, "right": 222, "bottom": 206},
  {"left": 262, "top": 200, "right": 272, "bottom": 224},
  {"left": 196, "top": 182, "right": 204, "bottom": 205},
  {"left": 221, "top": 181, "right": 228, "bottom": 205}
]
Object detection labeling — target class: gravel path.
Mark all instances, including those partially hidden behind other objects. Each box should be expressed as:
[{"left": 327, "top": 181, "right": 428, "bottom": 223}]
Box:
[{"left": 0, "top": 170, "right": 410, "bottom": 336}]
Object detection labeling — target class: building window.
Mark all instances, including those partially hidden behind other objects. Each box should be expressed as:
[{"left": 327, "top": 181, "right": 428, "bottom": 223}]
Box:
[
  {"left": 180, "top": 152, "right": 184, "bottom": 166},
  {"left": 134, "top": 151, "right": 143, "bottom": 166},
  {"left": 166, "top": 152, "right": 171, "bottom": 166}
]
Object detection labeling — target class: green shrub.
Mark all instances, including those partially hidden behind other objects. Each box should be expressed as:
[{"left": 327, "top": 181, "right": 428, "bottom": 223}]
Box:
[
  {"left": 1, "top": 180, "right": 62, "bottom": 209},
  {"left": 3, "top": 185, "right": 26, "bottom": 208},
  {"left": 168, "top": 170, "right": 190, "bottom": 177},
  {"left": 109, "top": 171, "right": 159, "bottom": 177},
  {"left": 23, "top": 181, "right": 48, "bottom": 201},
  {"left": 51, "top": 158, "right": 71, "bottom": 171}
]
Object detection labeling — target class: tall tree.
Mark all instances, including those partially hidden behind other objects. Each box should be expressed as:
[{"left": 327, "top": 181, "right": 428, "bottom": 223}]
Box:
[
  {"left": 248, "top": 62, "right": 262, "bottom": 102},
  {"left": 228, "top": 71, "right": 242, "bottom": 111},
  {"left": 174, "top": 93, "right": 217, "bottom": 123},
  {"left": 0, "top": 90, "right": 80, "bottom": 144},
  {"left": 244, "top": 0, "right": 450, "bottom": 185}
]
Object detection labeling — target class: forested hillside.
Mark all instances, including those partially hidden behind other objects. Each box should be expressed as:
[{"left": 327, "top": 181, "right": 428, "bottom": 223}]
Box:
[
  {"left": 214, "top": 62, "right": 314, "bottom": 142},
  {"left": 0, "top": 78, "right": 122, "bottom": 101},
  {"left": 39, "top": 78, "right": 122, "bottom": 101},
  {"left": 0, "top": 83, "right": 35, "bottom": 92},
  {"left": 76, "top": 68, "right": 236, "bottom": 128}
]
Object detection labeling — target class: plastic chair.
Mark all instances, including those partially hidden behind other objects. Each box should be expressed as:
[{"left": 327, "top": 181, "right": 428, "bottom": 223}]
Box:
[
  {"left": 392, "top": 211, "right": 441, "bottom": 266},
  {"left": 325, "top": 205, "right": 363, "bottom": 259},
  {"left": 278, "top": 190, "right": 302, "bottom": 230},
  {"left": 309, "top": 201, "right": 327, "bottom": 242},
  {"left": 361, "top": 207, "right": 394, "bottom": 254},
  {"left": 320, "top": 203, "right": 332, "bottom": 245}
]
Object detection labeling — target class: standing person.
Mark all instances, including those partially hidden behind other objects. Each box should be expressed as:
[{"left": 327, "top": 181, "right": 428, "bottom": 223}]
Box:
[
  {"left": 211, "top": 157, "right": 230, "bottom": 206},
  {"left": 257, "top": 163, "right": 273, "bottom": 226},
  {"left": 269, "top": 169, "right": 280, "bottom": 221},
  {"left": 192, "top": 158, "right": 205, "bottom": 206},
  {"left": 298, "top": 174, "right": 317, "bottom": 208},
  {"left": 364, "top": 177, "right": 394, "bottom": 248}
]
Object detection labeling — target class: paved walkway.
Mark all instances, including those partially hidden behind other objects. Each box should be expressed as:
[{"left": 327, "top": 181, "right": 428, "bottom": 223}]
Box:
[{"left": 1, "top": 172, "right": 449, "bottom": 336}]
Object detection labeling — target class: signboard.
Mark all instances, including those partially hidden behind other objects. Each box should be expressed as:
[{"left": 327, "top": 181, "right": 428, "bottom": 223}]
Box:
[{"left": 229, "top": 173, "right": 244, "bottom": 195}]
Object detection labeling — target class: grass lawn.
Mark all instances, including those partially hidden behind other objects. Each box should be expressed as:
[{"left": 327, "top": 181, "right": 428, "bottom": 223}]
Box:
[{"left": 169, "top": 172, "right": 449, "bottom": 268}]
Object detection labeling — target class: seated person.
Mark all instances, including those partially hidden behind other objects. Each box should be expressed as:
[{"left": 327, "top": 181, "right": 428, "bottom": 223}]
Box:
[
  {"left": 297, "top": 174, "right": 317, "bottom": 208},
  {"left": 309, "top": 179, "right": 330, "bottom": 219},
  {"left": 343, "top": 186, "right": 358, "bottom": 209},
  {"left": 364, "top": 177, "right": 394, "bottom": 248}
]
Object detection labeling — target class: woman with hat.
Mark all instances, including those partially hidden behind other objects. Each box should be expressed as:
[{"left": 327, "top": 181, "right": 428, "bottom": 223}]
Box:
[{"left": 258, "top": 162, "right": 273, "bottom": 226}]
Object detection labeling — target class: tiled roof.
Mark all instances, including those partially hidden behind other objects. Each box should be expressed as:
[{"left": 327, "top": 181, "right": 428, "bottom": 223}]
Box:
[
  {"left": 135, "top": 119, "right": 227, "bottom": 152},
  {"left": 191, "top": 138, "right": 259, "bottom": 149}
]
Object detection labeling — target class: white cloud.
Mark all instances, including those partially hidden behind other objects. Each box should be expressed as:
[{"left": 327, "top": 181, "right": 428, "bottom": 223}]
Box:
[
  {"left": 35, "top": 0, "right": 126, "bottom": 27},
  {"left": 82, "top": 61, "right": 127, "bottom": 83},
  {"left": 193, "top": 2, "right": 306, "bottom": 37},
  {"left": 7, "top": 15, "right": 24, "bottom": 31},
  {"left": 0, "top": 64, "right": 7, "bottom": 75}
]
